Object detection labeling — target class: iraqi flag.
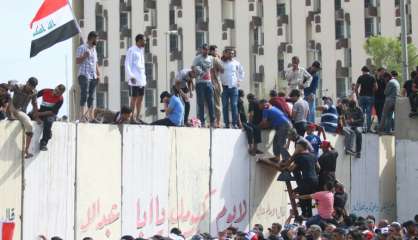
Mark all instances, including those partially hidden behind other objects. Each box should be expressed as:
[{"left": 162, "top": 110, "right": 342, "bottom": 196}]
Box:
[
  {"left": 0, "top": 222, "right": 15, "bottom": 240},
  {"left": 30, "top": 0, "right": 80, "bottom": 57}
]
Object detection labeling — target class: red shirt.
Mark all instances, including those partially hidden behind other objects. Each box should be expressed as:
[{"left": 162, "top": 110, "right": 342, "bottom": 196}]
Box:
[
  {"left": 37, "top": 89, "right": 63, "bottom": 114},
  {"left": 269, "top": 97, "right": 291, "bottom": 118}
]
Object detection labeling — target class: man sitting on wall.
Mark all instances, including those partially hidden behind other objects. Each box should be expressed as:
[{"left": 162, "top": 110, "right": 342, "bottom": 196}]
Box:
[
  {"left": 342, "top": 100, "right": 364, "bottom": 158},
  {"left": 93, "top": 106, "right": 133, "bottom": 124},
  {"left": 151, "top": 91, "right": 184, "bottom": 127}
]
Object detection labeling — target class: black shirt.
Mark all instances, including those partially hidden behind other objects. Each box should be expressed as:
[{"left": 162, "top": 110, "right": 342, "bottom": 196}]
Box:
[
  {"left": 294, "top": 153, "right": 318, "bottom": 182},
  {"left": 346, "top": 107, "right": 364, "bottom": 127},
  {"left": 375, "top": 77, "right": 386, "bottom": 100},
  {"left": 248, "top": 100, "right": 262, "bottom": 125},
  {"left": 238, "top": 98, "right": 247, "bottom": 124},
  {"left": 356, "top": 74, "right": 376, "bottom": 96},
  {"left": 404, "top": 80, "right": 413, "bottom": 97},
  {"left": 334, "top": 192, "right": 347, "bottom": 209},
  {"left": 318, "top": 150, "right": 338, "bottom": 173}
]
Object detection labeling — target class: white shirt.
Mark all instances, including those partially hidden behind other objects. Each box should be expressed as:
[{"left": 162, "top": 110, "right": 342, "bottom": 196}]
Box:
[
  {"left": 125, "top": 45, "right": 146, "bottom": 87},
  {"left": 285, "top": 66, "right": 312, "bottom": 92},
  {"left": 220, "top": 59, "right": 244, "bottom": 88}
]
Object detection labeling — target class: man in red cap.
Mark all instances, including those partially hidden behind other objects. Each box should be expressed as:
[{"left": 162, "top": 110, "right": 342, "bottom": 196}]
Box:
[{"left": 318, "top": 140, "right": 338, "bottom": 189}]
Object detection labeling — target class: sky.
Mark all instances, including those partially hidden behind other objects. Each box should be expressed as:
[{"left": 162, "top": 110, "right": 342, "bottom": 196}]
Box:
[{"left": 0, "top": 0, "right": 73, "bottom": 116}]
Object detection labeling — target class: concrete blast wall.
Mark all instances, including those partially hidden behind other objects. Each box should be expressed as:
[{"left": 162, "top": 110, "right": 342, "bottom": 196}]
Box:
[{"left": 0, "top": 121, "right": 398, "bottom": 240}]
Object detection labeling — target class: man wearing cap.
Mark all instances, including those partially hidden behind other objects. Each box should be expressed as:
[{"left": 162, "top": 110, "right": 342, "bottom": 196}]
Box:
[
  {"left": 192, "top": 44, "right": 216, "bottom": 127},
  {"left": 285, "top": 56, "right": 312, "bottom": 95},
  {"left": 318, "top": 140, "right": 338, "bottom": 189},
  {"left": 125, "top": 34, "right": 147, "bottom": 122},
  {"left": 355, "top": 66, "right": 377, "bottom": 132},
  {"left": 151, "top": 91, "right": 184, "bottom": 126},
  {"left": 9, "top": 77, "right": 39, "bottom": 158},
  {"left": 318, "top": 97, "right": 339, "bottom": 133},
  {"left": 304, "top": 61, "right": 321, "bottom": 123},
  {"left": 76, "top": 31, "right": 100, "bottom": 122}
]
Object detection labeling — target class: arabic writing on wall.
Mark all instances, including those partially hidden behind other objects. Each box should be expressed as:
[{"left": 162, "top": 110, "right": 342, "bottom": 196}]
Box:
[
  {"left": 351, "top": 202, "right": 395, "bottom": 216},
  {"left": 80, "top": 199, "right": 120, "bottom": 238}
]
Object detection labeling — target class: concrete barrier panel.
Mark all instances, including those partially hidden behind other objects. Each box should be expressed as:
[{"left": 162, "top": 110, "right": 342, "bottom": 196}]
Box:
[
  {"left": 210, "top": 129, "right": 250, "bottom": 235},
  {"left": 350, "top": 134, "right": 381, "bottom": 217},
  {"left": 76, "top": 124, "right": 121, "bottom": 240},
  {"left": 23, "top": 122, "right": 76, "bottom": 240},
  {"left": 249, "top": 131, "right": 289, "bottom": 230},
  {"left": 122, "top": 126, "right": 172, "bottom": 238},
  {"left": 378, "top": 136, "right": 395, "bottom": 221},
  {"left": 395, "top": 98, "right": 418, "bottom": 141},
  {"left": 396, "top": 139, "right": 418, "bottom": 222},
  {"left": 0, "top": 121, "right": 23, "bottom": 240},
  {"left": 169, "top": 128, "right": 211, "bottom": 238}
]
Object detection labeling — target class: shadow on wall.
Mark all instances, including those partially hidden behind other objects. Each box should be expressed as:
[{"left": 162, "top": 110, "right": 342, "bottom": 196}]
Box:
[{"left": 0, "top": 121, "right": 23, "bottom": 187}]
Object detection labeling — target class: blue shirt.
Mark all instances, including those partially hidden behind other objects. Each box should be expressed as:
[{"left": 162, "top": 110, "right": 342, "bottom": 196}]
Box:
[
  {"left": 262, "top": 106, "right": 290, "bottom": 128},
  {"left": 320, "top": 104, "right": 338, "bottom": 133},
  {"left": 304, "top": 72, "right": 319, "bottom": 96},
  {"left": 168, "top": 96, "right": 184, "bottom": 126},
  {"left": 305, "top": 134, "right": 322, "bottom": 157}
]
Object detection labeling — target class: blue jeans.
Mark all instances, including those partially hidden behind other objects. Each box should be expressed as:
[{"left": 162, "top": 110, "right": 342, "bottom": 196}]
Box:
[
  {"left": 305, "top": 95, "right": 316, "bottom": 123},
  {"left": 196, "top": 81, "right": 215, "bottom": 126},
  {"left": 306, "top": 214, "right": 331, "bottom": 228},
  {"left": 379, "top": 99, "right": 395, "bottom": 132},
  {"left": 358, "top": 96, "right": 374, "bottom": 131},
  {"left": 221, "top": 86, "right": 238, "bottom": 127}
]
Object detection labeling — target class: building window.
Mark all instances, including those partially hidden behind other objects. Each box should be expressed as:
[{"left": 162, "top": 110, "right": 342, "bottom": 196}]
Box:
[
  {"left": 96, "top": 91, "right": 107, "bottom": 109},
  {"left": 169, "top": 9, "right": 175, "bottom": 25},
  {"left": 335, "top": 20, "right": 345, "bottom": 39},
  {"left": 336, "top": 77, "right": 347, "bottom": 98},
  {"left": 120, "top": 12, "right": 129, "bottom": 31},
  {"left": 195, "top": 5, "right": 204, "bottom": 22},
  {"left": 121, "top": 89, "right": 129, "bottom": 108},
  {"left": 96, "top": 41, "right": 105, "bottom": 59},
  {"left": 365, "top": 18, "right": 374, "bottom": 37},
  {"left": 169, "top": 34, "right": 178, "bottom": 52},
  {"left": 120, "top": 65, "right": 125, "bottom": 82},
  {"left": 145, "top": 63, "right": 154, "bottom": 80},
  {"left": 395, "top": 0, "right": 400, "bottom": 7},
  {"left": 145, "top": 89, "right": 155, "bottom": 108},
  {"left": 313, "top": 0, "right": 321, "bottom": 12},
  {"left": 196, "top": 31, "right": 206, "bottom": 49},
  {"left": 276, "top": 3, "right": 286, "bottom": 16},
  {"left": 364, "top": 0, "right": 374, "bottom": 8},
  {"left": 335, "top": 0, "right": 342, "bottom": 9},
  {"left": 96, "top": 16, "right": 104, "bottom": 32}
]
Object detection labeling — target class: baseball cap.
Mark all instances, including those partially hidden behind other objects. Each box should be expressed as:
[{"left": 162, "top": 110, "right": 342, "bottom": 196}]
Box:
[
  {"left": 201, "top": 43, "right": 209, "bottom": 49},
  {"left": 160, "top": 91, "right": 171, "bottom": 103},
  {"left": 320, "top": 140, "right": 331, "bottom": 149},
  {"left": 362, "top": 231, "right": 374, "bottom": 240},
  {"left": 307, "top": 123, "right": 317, "bottom": 130},
  {"left": 312, "top": 61, "right": 321, "bottom": 69}
]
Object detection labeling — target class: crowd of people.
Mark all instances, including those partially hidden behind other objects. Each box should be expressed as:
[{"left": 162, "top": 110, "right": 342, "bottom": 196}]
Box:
[{"left": 38, "top": 213, "right": 418, "bottom": 240}]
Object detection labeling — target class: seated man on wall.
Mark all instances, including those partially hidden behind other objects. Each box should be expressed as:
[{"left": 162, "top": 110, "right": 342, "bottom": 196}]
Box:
[
  {"left": 342, "top": 100, "right": 364, "bottom": 158},
  {"left": 9, "top": 77, "right": 39, "bottom": 158},
  {"left": 152, "top": 91, "right": 184, "bottom": 127},
  {"left": 318, "top": 96, "right": 339, "bottom": 133},
  {"left": 93, "top": 106, "right": 133, "bottom": 124},
  {"left": 31, "top": 84, "right": 66, "bottom": 151}
]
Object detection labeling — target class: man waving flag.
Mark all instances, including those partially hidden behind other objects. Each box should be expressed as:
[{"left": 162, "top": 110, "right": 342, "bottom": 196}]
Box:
[{"left": 30, "top": 0, "right": 80, "bottom": 57}]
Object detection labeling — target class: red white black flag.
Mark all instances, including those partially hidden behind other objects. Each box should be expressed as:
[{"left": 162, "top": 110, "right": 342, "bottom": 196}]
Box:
[{"left": 30, "top": 0, "right": 80, "bottom": 57}]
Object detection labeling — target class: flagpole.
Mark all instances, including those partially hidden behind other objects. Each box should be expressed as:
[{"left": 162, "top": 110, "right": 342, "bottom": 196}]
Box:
[{"left": 65, "top": 54, "right": 69, "bottom": 118}]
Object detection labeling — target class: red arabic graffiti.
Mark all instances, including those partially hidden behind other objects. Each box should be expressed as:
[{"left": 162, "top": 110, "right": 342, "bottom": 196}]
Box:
[
  {"left": 80, "top": 199, "right": 120, "bottom": 238},
  {"left": 215, "top": 200, "right": 247, "bottom": 233}
]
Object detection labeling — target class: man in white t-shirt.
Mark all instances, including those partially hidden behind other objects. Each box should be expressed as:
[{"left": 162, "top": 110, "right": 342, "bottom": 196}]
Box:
[
  {"left": 125, "top": 34, "right": 147, "bottom": 121},
  {"left": 285, "top": 56, "right": 312, "bottom": 95}
]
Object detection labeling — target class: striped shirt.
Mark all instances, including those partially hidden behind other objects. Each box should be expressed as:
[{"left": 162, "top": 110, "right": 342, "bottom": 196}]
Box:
[
  {"left": 76, "top": 43, "right": 98, "bottom": 79},
  {"left": 38, "top": 89, "right": 63, "bottom": 114},
  {"left": 320, "top": 104, "right": 338, "bottom": 132}
]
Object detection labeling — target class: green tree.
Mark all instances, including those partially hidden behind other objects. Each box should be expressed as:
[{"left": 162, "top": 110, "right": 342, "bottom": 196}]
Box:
[{"left": 364, "top": 36, "right": 418, "bottom": 81}]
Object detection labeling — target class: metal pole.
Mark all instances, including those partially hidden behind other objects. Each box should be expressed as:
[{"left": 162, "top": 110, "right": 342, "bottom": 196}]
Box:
[{"left": 400, "top": 0, "right": 409, "bottom": 81}]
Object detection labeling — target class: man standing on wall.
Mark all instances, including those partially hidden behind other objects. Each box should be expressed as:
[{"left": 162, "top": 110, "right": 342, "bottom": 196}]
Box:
[
  {"left": 304, "top": 61, "right": 321, "bottom": 123},
  {"left": 221, "top": 48, "right": 244, "bottom": 128},
  {"left": 209, "top": 45, "right": 224, "bottom": 128},
  {"left": 76, "top": 31, "right": 100, "bottom": 122},
  {"left": 379, "top": 72, "right": 400, "bottom": 134},
  {"left": 289, "top": 89, "right": 309, "bottom": 136},
  {"left": 125, "top": 34, "right": 147, "bottom": 122},
  {"left": 355, "top": 66, "right": 377, "bottom": 132},
  {"left": 192, "top": 44, "right": 215, "bottom": 127},
  {"left": 285, "top": 56, "right": 312, "bottom": 95},
  {"left": 374, "top": 67, "right": 387, "bottom": 125}
]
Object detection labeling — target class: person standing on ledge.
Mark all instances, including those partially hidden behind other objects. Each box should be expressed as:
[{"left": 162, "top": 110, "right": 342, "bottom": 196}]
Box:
[{"left": 125, "top": 34, "right": 147, "bottom": 122}]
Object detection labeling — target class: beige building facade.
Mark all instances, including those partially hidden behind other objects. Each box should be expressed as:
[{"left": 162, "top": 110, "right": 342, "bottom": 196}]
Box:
[{"left": 71, "top": 0, "right": 418, "bottom": 121}]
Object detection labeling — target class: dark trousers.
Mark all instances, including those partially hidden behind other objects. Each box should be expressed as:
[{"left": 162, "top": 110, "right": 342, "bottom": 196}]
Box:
[
  {"left": 151, "top": 118, "right": 175, "bottom": 127},
  {"left": 180, "top": 88, "right": 191, "bottom": 123},
  {"left": 294, "top": 121, "right": 307, "bottom": 136},
  {"left": 243, "top": 122, "right": 262, "bottom": 144},
  {"left": 375, "top": 98, "right": 385, "bottom": 123},
  {"left": 78, "top": 75, "right": 97, "bottom": 108},
  {"left": 409, "top": 94, "right": 418, "bottom": 113},
  {"left": 196, "top": 81, "right": 215, "bottom": 126},
  {"left": 40, "top": 116, "right": 56, "bottom": 147},
  {"left": 296, "top": 180, "right": 318, "bottom": 218}
]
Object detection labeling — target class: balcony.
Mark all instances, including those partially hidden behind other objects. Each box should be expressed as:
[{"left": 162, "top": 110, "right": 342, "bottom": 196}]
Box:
[
  {"left": 196, "top": 20, "right": 209, "bottom": 31},
  {"left": 98, "top": 31, "right": 108, "bottom": 41},
  {"left": 336, "top": 38, "right": 349, "bottom": 49},
  {"left": 120, "top": 0, "right": 132, "bottom": 12},
  {"left": 335, "top": 9, "right": 344, "bottom": 20},
  {"left": 223, "top": 19, "right": 235, "bottom": 29},
  {"left": 170, "top": 50, "right": 183, "bottom": 61},
  {"left": 252, "top": 45, "right": 259, "bottom": 54},
  {"left": 251, "top": 16, "right": 262, "bottom": 27},
  {"left": 95, "top": 3, "right": 103, "bottom": 15},
  {"left": 253, "top": 73, "right": 264, "bottom": 82},
  {"left": 145, "top": 0, "right": 156, "bottom": 9},
  {"left": 277, "top": 15, "right": 289, "bottom": 26},
  {"left": 120, "top": 28, "right": 131, "bottom": 38},
  {"left": 171, "top": 0, "right": 182, "bottom": 7},
  {"left": 365, "top": 6, "right": 378, "bottom": 17}
]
